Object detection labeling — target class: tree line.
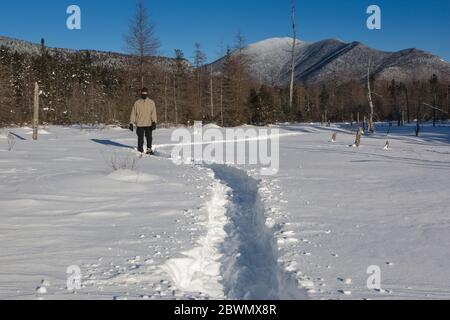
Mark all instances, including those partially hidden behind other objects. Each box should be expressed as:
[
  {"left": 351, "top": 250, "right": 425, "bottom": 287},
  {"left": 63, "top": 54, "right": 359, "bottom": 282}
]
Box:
[
  {"left": 1, "top": 40, "right": 449, "bottom": 128},
  {"left": 1, "top": 0, "right": 449, "bottom": 128}
]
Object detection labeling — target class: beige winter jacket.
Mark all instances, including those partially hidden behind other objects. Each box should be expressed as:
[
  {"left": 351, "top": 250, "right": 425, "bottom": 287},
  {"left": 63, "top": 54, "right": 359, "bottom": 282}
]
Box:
[{"left": 130, "top": 98, "right": 158, "bottom": 127}]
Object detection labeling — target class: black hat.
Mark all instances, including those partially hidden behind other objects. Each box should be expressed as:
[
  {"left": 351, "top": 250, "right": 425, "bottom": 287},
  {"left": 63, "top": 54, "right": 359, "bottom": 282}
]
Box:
[{"left": 141, "top": 87, "right": 148, "bottom": 93}]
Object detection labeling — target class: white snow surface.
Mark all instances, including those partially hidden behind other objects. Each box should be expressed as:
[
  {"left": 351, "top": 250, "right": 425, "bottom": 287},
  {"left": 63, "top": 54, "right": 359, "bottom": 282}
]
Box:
[{"left": 0, "top": 123, "right": 449, "bottom": 300}]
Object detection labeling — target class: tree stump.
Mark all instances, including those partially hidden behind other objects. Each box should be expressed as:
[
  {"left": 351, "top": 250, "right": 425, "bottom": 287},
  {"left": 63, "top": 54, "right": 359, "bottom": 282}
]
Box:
[
  {"left": 352, "top": 128, "right": 364, "bottom": 147},
  {"left": 331, "top": 132, "right": 337, "bottom": 142}
]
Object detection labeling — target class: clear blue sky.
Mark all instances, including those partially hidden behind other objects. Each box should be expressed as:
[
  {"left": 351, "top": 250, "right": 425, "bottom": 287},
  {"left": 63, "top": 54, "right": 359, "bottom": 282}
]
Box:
[{"left": 0, "top": 0, "right": 449, "bottom": 63}]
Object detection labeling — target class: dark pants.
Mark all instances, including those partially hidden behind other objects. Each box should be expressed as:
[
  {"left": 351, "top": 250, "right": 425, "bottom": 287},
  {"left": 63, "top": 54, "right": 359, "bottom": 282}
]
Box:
[{"left": 136, "top": 127, "right": 153, "bottom": 153}]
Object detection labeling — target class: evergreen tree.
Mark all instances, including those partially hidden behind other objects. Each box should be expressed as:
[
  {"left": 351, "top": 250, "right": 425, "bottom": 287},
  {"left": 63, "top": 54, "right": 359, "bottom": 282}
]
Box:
[{"left": 248, "top": 85, "right": 276, "bottom": 125}]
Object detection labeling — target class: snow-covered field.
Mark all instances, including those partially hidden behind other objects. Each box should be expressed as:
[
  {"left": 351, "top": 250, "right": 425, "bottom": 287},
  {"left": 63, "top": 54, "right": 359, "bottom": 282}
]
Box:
[{"left": 0, "top": 123, "right": 449, "bottom": 300}]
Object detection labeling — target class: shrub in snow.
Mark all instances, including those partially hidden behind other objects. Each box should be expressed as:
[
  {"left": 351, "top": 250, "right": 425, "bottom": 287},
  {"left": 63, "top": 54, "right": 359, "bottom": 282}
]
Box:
[{"left": 108, "top": 153, "right": 139, "bottom": 171}]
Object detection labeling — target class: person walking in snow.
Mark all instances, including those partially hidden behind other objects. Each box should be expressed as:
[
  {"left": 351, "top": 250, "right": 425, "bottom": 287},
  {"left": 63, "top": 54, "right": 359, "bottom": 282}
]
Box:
[{"left": 129, "top": 87, "right": 158, "bottom": 155}]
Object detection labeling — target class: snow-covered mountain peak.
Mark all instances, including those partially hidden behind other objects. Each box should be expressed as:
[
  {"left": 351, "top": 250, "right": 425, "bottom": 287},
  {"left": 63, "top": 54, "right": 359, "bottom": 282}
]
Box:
[{"left": 210, "top": 36, "right": 450, "bottom": 85}]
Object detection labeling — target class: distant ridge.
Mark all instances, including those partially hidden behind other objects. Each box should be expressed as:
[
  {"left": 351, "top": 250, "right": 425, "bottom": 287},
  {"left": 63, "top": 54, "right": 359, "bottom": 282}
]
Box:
[{"left": 209, "top": 37, "right": 450, "bottom": 85}]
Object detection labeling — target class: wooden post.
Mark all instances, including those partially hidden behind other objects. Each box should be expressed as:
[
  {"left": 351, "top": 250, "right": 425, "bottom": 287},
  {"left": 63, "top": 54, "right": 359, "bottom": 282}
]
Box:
[{"left": 33, "top": 82, "right": 39, "bottom": 141}]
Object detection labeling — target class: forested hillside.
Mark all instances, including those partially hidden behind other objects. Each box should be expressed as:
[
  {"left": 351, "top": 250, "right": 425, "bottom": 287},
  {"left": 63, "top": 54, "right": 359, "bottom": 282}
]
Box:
[{"left": 0, "top": 36, "right": 449, "bottom": 127}]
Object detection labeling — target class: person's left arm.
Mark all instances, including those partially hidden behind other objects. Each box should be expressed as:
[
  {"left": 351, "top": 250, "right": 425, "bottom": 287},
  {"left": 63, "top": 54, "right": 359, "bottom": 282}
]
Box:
[{"left": 151, "top": 101, "right": 158, "bottom": 127}]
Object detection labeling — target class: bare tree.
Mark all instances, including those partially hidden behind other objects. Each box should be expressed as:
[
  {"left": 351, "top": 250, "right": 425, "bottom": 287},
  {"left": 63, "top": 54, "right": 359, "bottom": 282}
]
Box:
[
  {"left": 217, "top": 43, "right": 226, "bottom": 126},
  {"left": 173, "top": 76, "right": 178, "bottom": 125},
  {"left": 447, "top": 85, "right": 450, "bottom": 120},
  {"left": 173, "top": 49, "right": 187, "bottom": 125},
  {"left": 193, "top": 43, "right": 207, "bottom": 119},
  {"left": 430, "top": 74, "right": 438, "bottom": 127},
  {"left": 367, "top": 58, "right": 375, "bottom": 134},
  {"left": 209, "top": 64, "right": 215, "bottom": 119},
  {"left": 124, "top": 0, "right": 160, "bottom": 88},
  {"left": 234, "top": 31, "right": 248, "bottom": 119},
  {"left": 289, "top": 0, "right": 297, "bottom": 113},
  {"left": 164, "top": 72, "right": 168, "bottom": 124},
  {"left": 220, "top": 72, "right": 224, "bottom": 126},
  {"left": 397, "top": 82, "right": 410, "bottom": 124},
  {"left": 33, "top": 82, "right": 39, "bottom": 141}
]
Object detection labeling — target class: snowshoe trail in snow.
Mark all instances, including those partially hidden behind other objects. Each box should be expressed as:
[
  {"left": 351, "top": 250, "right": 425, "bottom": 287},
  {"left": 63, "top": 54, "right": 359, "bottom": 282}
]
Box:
[
  {"left": 162, "top": 173, "right": 229, "bottom": 299},
  {"left": 164, "top": 164, "right": 307, "bottom": 299},
  {"left": 200, "top": 165, "right": 306, "bottom": 299}
]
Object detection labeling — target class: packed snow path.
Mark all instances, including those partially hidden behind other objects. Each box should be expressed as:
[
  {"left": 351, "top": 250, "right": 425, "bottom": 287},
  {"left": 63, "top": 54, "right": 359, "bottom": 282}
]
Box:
[
  {"left": 163, "top": 176, "right": 229, "bottom": 299},
  {"left": 164, "top": 164, "right": 306, "bottom": 299},
  {"left": 208, "top": 165, "right": 306, "bottom": 299}
]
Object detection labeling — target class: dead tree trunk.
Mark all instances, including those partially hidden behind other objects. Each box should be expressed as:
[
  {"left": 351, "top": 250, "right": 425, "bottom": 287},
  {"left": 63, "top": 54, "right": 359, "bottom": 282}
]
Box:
[
  {"left": 433, "top": 91, "right": 437, "bottom": 128},
  {"left": 289, "top": 0, "right": 297, "bottom": 113},
  {"left": 164, "top": 73, "right": 168, "bottom": 125},
  {"left": 33, "top": 82, "right": 39, "bottom": 141},
  {"left": 415, "top": 103, "right": 421, "bottom": 137},
  {"left": 447, "top": 85, "right": 450, "bottom": 121},
  {"left": 220, "top": 75, "right": 224, "bottom": 126},
  {"left": 210, "top": 65, "right": 214, "bottom": 118},
  {"left": 367, "top": 59, "right": 375, "bottom": 134},
  {"left": 173, "top": 77, "right": 178, "bottom": 125},
  {"left": 353, "top": 128, "right": 364, "bottom": 147},
  {"left": 405, "top": 87, "right": 411, "bottom": 123}
]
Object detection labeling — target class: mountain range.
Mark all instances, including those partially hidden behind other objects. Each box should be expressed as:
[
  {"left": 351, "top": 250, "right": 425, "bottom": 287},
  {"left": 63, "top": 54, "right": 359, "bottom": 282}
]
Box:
[
  {"left": 210, "top": 37, "right": 450, "bottom": 86},
  {"left": 0, "top": 35, "right": 179, "bottom": 70},
  {"left": 2, "top": 35, "right": 450, "bottom": 86}
]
